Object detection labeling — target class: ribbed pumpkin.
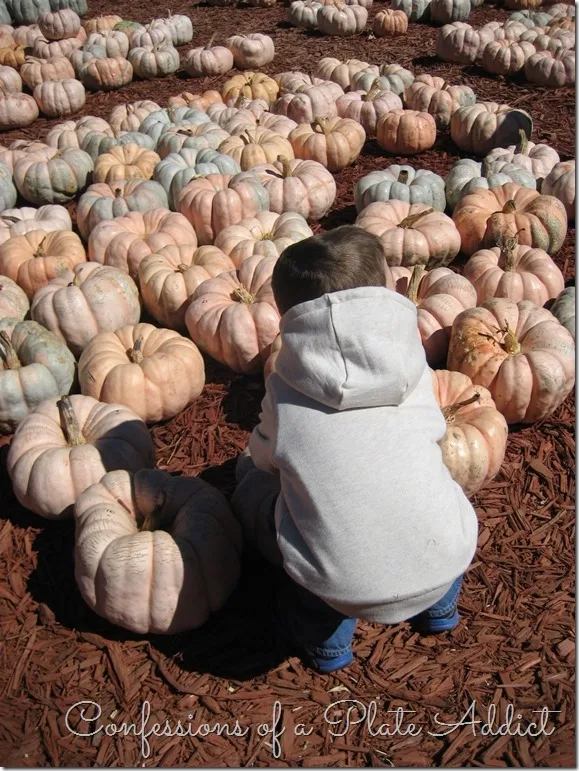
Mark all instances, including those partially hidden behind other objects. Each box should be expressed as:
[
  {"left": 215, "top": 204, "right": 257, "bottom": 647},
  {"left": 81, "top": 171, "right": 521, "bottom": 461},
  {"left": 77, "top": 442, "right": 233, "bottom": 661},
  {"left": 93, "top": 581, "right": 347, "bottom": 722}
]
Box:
[
  {"left": 0, "top": 203, "right": 71, "bottom": 244},
  {"left": 541, "top": 160, "right": 575, "bottom": 220},
  {"left": 336, "top": 87, "right": 402, "bottom": 137},
  {"left": 80, "top": 55, "right": 132, "bottom": 91},
  {"left": 355, "top": 165, "right": 446, "bottom": 212},
  {"left": 93, "top": 143, "right": 160, "bottom": 184},
  {"left": 77, "top": 180, "right": 168, "bottom": 240},
  {"left": 376, "top": 109, "right": 437, "bottom": 155},
  {"left": 13, "top": 146, "right": 93, "bottom": 204},
  {"left": 0, "top": 275, "right": 29, "bottom": 320},
  {"left": 289, "top": 116, "right": 365, "bottom": 172},
  {"left": 550, "top": 286, "right": 575, "bottom": 340},
  {"left": 450, "top": 102, "right": 533, "bottom": 156},
  {"left": 403, "top": 75, "right": 475, "bottom": 128}
]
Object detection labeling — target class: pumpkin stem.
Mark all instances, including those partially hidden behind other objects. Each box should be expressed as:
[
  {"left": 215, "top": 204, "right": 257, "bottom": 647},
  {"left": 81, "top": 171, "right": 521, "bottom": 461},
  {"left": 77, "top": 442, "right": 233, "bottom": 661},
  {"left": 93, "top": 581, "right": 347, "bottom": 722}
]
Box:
[
  {"left": 516, "top": 128, "right": 529, "bottom": 156},
  {"left": 128, "top": 336, "right": 145, "bottom": 363},
  {"left": 0, "top": 330, "right": 20, "bottom": 370},
  {"left": 406, "top": 264, "right": 425, "bottom": 305},
  {"left": 313, "top": 117, "right": 329, "bottom": 134},
  {"left": 442, "top": 392, "right": 481, "bottom": 424},
  {"left": 57, "top": 395, "right": 86, "bottom": 447},
  {"left": 231, "top": 286, "right": 254, "bottom": 304},
  {"left": 114, "top": 187, "right": 123, "bottom": 197},
  {"left": 363, "top": 84, "right": 380, "bottom": 101},
  {"left": 139, "top": 489, "right": 171, "bottom": 532},
  {"left": 397, "top": 207, "right": 434, "bottom": 229},
  {"left": 176, "top": 263, "right": 189, "bottom": 273},
  {"left": 277, "top": 154, "right": 292, "bottom": 177},
  {"left": 502, "top": 200, "right": 517, "bottom": 214},
  {"left": 240, "top": 132, "right": 253, "bottom": 146},
  {"left": 397, "top": 169, "right": 409, "bottom": 184},
  {"left": 205, "top": 32, "right": 217, "bottom": 49},
  {"left": 502, "top": 322, "right": 520, "bottom": 355},
  {"left": 499, "top": 228, "right": 525, "bottom": 271},
  {"left": 34, "top": 234, "right": 47, "bottom": 258}
]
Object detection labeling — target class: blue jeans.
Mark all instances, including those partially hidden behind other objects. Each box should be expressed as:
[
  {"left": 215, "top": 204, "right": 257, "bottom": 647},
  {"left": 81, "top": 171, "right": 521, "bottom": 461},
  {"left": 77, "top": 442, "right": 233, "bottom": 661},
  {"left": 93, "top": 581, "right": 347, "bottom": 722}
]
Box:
[{"left": 277, "top": 572, "right": 464, "bottom": 660}]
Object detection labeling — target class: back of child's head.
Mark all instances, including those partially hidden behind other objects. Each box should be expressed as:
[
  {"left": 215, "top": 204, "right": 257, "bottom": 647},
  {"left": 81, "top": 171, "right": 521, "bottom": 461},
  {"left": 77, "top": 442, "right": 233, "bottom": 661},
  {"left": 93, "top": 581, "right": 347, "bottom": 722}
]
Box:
[{"left": 272, "top": 225, "right": 387, "bottom": 316}]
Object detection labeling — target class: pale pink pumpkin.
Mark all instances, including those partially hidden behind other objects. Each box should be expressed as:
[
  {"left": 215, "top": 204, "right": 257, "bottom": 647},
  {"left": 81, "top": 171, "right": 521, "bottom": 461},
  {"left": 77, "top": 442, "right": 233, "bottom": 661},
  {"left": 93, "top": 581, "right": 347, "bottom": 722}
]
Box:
[
  {"left": 447, "top": 297, "right": 575, "bottom": 424},
  {"left": 336, "top": 87, "right": 402, "bottom": 137},
  {"left": 431, "top": 369, "right": 508, "bottom": 497},
  {"left": 185, "top": 254, "right": 281, "bottom": 374}
]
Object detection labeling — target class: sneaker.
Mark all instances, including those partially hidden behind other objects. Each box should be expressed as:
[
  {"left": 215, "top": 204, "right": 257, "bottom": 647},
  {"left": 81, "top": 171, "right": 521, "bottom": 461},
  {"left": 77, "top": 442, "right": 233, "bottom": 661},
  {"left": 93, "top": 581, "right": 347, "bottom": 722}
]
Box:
[
  {"left": 411, "top": 606, "right": 460, "bottom": 635},
  {"left": 310, "top": 650, "right": 354, "bottom": 674},
  {"left": 275, "top": 611, "right": 354, "bottom": 673}
]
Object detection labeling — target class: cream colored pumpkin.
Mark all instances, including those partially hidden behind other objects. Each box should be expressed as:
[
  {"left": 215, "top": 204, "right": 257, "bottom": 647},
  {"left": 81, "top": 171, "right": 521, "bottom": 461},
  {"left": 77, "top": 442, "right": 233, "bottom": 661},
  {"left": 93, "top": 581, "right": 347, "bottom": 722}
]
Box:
[
  {"left": 218, "top": 128, "right": 294, "bottom": 172},
  {"left": 0, "top": 63, "right": 22, "bottom": 92},
  {"left": 80, "top": 55, "right": 133, "bottom": 91},
  {"left": 403, "top": 75, "right": 475, "bottom": 128},
  {"left": 30, "top": 262, "right": 141, "bottom": 356},
  {"left": 356, "top": 200, "right": 461, "bottom": 267},
  {"left": 83, "top": 15, "right": 123, "bottom": 34},
  {"left": 273, "top": 86, "right": 339, "bottom": 124},
  {"left": 108, "top": 99, "right": 160, "bottom": 132},
  {"left": 7, "top": 394, "right": 155, "bottom": 519},
  {"left": 376, "top": 109, "right": 437, "bottom": 155},
  {"left": 226, "top": 33, "right": 275, "bottom": 68},
  {"left": 463, "top": 234, "right": 564, "bottom": 305},
  {"left": 0, "top": 228, "right": 86, "bottom": 298},
  {"left": 20, "top": 54, "right": 75, "bottom": 88},
  {"left": 336, "top": 88, "right": 402, "bottom": 137},
  {"left": 128, "top": 44, "right": 180, "bottom": 79},
  {"left": 450, "top": 102, "right": 533, "bottom": 156},
  {"left": 214, "top": 211, "right": 313, "bottom": 268},
  {"left": 437, "top": 21, "right": 495, "bottom": 64},
  {"left": 289, "top": 116, "right": 365, "bottom": 172},
  {"left": 0, "top": 275, "right": 29, "bottom": 320},
  {"left": 128, "top": 20, "right": 171, "bottom": 48},
  {"left": 0, "top": 204, "right": 71, "bottom": 245},
  {"left": 167, "top": 89, "right": 223, "bottom": 111},
  {"left": 485, "top": 131, "right": 559, "bottom": 182},
  {"left": 0, "top": 92, "right": 39, "bottom": 130},
  {"left": 431, "top": 369, "right": 508, "bottom": 497},
  {"left": 38, "top": 8, "right": 81, "bottom": 40},
  {"left": 78, "top": 323, "right": 205, "bottom": 423},
  {"left": 93, "top": 144, "right": 160, "bottom": 184},
  {"left": 317, "top": 3, "right": 368, "bottom": 35},
  {"left": 447, "top": 298, "right": 575, "bottom": 424},
  {"left": 185, "top": 254, "right": 281, "bottom": 374},
  {"left": 139, "top": 244, "right": 235, "bottom": 331},
  {"left": 74, "top": 468, "right": 242, "bottom": 634},
  {"left": 33, "top": 77, "right": 85, "bottom": 117},
  {"left": 482, "top": 39, "right": 536, "bottom": 75},
  {"left": 313, "top": 56, "right": 370, "bottom": 90},
  {"left": 184, "top": 38, "right": 234, "bottom": 78},
  {"left": 524, "top": 47, "right": 575, "bottom": 86},
  {"left": 541, "top": 160, "right": 575, "bottom": 220}
]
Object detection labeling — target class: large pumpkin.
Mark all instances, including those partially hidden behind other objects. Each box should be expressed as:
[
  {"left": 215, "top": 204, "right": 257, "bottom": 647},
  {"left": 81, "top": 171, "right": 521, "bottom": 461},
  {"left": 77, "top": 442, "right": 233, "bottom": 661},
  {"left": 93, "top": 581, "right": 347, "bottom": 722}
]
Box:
[
  {"left": 30, "top": 262, "right": 141, "bottom": 356},
  {"left": 484, "top": 130, "right": 559, "bottom": 182},
  {"left": 78, "top": 323, "right": 205, "bottom": 424},
  {"left": 74, "top": 468, "right": 242, "bottom": 634},
  {"left": 450, "top": 102, "right": 533, "bottom": 156},
  {"left": 431, "top": 369, "right": 508, "bottom": 497},
  {"left": 336, "top": 87, "right": 403, "bottom": 137},
  {"left": 93, "top": 143, "right": 160, "bottom": 184},
  {"left": 376, "top": 109, "right": 437, "bottom": 155},
  {"left": 7, "top": 394, "right": 155, "bottom": 519},
  {"left": 0, "top": 203, "right": 71, "bottom": 244},
  {"left": 403, "top": 74, "right": 475, "bottom": 128},
  {"left": 289, "top": 116, "right": 365, "bottom": 172},
  {"left": 225, "top": 33, "right": 274, "bottom": 68},
  {"left": 0, "top": 317, "right": 75, "bottom": 432},
  {"left": 185, "top": 254, "right": 281, "bottom": 374},
  {"left": 452, "top": 183, "right": 568, "bottom": 256},
  {"left": 218, "top": 128, "right": 295, "bottom": 171},
  {"left": 355, "top": 165, "right": 446, "bottom": 212},
  {"left": 13, "top": 146, "right": 93, "bottom": 204},
  {"left": 447, "top": 297, "right": 575, "bottom": 423}
]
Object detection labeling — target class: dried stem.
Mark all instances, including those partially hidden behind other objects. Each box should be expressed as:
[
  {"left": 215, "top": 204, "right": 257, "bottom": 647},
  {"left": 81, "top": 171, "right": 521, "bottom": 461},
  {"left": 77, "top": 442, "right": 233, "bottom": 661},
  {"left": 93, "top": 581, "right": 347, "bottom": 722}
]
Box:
[
  {"left": 277, "top": 154, "right": 292, "bottom": 177},
  {"left": 397, "top": 169, "right": 409, "bottom": 184},
  {"left": 406, "top": 264, "right": 425, "bottom": 305},
  {"left": 502, "top": 321, "right": 520, "bottom": 355},
  {"left": 442, "top": 392, "right": 480, "bottom": 423},
  {"left": 128, "top": 336, "right": 145, "bottom": 363},
  {"left": 57, "top": 396, "right": 86, "bottom": 446},
  {"left": 231, "top": 286, "right": 254, "bottom": 304},
  {"left": 139, "top": 489, "right": 170, "bottom": 532},
  {"left": 397, "top": 207, "right": 434, "bottom": 229},
  {"left": 516, "top": 128, "right": 529, "bottom": 156},
  {"left": 0, "top": 330, "right": 20, "bottom": 370}
]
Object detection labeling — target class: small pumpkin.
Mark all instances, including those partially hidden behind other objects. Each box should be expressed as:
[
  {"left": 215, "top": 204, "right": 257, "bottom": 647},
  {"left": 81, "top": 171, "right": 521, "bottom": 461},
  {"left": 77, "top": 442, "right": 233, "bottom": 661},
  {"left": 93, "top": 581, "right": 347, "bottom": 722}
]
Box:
[
  {"left": 336, "top": 87, "right": 402, "bottom": 137},
  {"left": 355, "top": 165, "right": 446, "bottom": 213},
  {"left": 156, "top": 122, "right": 229, "bottom": 159},
  {"left": 313, "top": 56, "right": 370, "bottom": 89},
  {"left": 222, "top": 71, "right": 278, "bottom": 105},
  {"left": 108, "top": 99, "right": 160, "bottom": 132},
  {"left": 7, "top": 394, "right": 155, "bottom": 518},
  {"left": 80, "top": 55, "right": 133, "bottom": 91},
  {"left": 93, "top": 144, "right": 161, "bottom": 184},
  {"left": 376, "top": 109, "right": 437, "bottom": 155},
  {"left": 484, "top": 130, "right": 559, "bottom": 183},
  {"left": 153, "top": 148, "right": 240, "bottom": 210},
  {"left": 139, "top": 244, "right": 235, "bottom": 330},
  {"left": 445, "top": 157, "right": 536, "bottom": 211},
  {"left": 392, "top": 0, "right": 431, "bottom": 22},
  {"left": 447, "top": 297, "right": 575, "bottom": 424},
  {"left": 0, "top": 203, "right": 71, "bottom": 244},
  {"left": 0, "top": 275, "right": 29, "bottom": 321},
  {"left": 38, "top": 7, "right": 80, "bottom": 39},
  {"left": 0, "top": 62, "right": 22, "bottom": 91},
  {"left": 218, "top": 128, "right": 295, "bottom": 172},
  {"left": 226, "top": 33, "right": 274, "bottom": 69},
  {"left": 403, "top": 74, "right": 475, "bottom": 128},
  {"left": 82, "top": 14, "right": 122, "bottom": 34},
  {"left": 289, "top": 116, "right": 366, "bottom": 172},
  {"left": 33, "top": 76, "right": 85, "bottom": 117},
  {"left": 85, "top": 29, "right": 129, "bottom": 57},
  {"left": 350, "top": 64, "right": 415, "bottom": 96},
  {"left": 317, "top": 2, "right": 368, "bottom": 35},
  {"left": 158, "top": 11, "right": 193, "bottom": 46},
  {"left": 0, "top": 318, "right": 75, "bottom": 433},
  {"left": 431, "top": 369, "right": 508, "bottom": 497},
  {"left": 481, "top": 38, "right": 536, "bottom": 75},
  {"left": 541, "top": 160, "right": 575, "bottom": 220},
  {"left": 74, "top": 468, "right": 242, "bottom": 634},
  {"left": 287, "top": 0, "right": 323, "bottom": 29},
  {"left": 373, "top": 9, "right": 408, "bottom": 36},
  {"left": 128, "top": 43, "right": 180, "bottom": 79},
  {"left": 185, "top": 254, "right": 280, "bottom": 375},
  {"left": 436, "top": 21, "right": 494, "bottom": 64},
  {"left": 30, "top": 262, "right": 141, "bottom": 355},
  {"left": 273, "top": 87, "right": 339, "bottom": 124},
  {"left": 0, "top": 92, "right": 39, "bottom": 129},
  {"left": 184, "top": 36, "right": 233, "bottom": 78},
  {"left": 128, "top": 20, "right": 171, "bottom": 49},
  {"left": 20, "top": 54, "right": 75, "bottom": 88}
]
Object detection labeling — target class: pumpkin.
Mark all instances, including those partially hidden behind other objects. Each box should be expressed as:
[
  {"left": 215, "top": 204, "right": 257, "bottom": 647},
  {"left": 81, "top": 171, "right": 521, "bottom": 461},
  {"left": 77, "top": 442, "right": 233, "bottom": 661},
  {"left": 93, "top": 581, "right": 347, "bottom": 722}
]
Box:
[
  {"left": 218, "top": 128, "right": 294, "bottom": 172},
  {"left": 76, "top": 180, "right": 167, "bottom": 240},
  {"left": 403, "top": 75, "right": 475, "bottom": 128},
  {"left": 159, "top": 11, "right": 193, "bottom": 45},
  {"left": 176, "top": 172, "right": 270, "bottom": 246},
  {"left": 156, "top": 123, "right": 229, "bottom": 160},
  {"left": 336, "top": 87, "right": 402, "bottom": 137},
  {"left": 128, "top": 20, "right": 171, "bottom": 49},
  {"left": 484, "top": 130, "right": 560, "bottom": 184},
  {"left": 436, "top": 21, "right": 494, "bottom": 64},
  {"left": 128, "top": 44, "right": 180, "bottom": 79},
  {"left": 7, "top": 394, "right": 155, "bottom": 520},
  {"left": 226, "top": 96, "right": 270, "bottom": 119},
  {"left": 450, "top": 102, "right": 533, "bottom": 156},
  {"left": 313, "top": 56, "right": 370, "bottom": 90},
  {"left": 288, "top": 0, "right": 323, "bottom": 29},
  {"left": 356, "top": 200, "right": 461, "bottom": 267},
  {"left": 373, "top": 9, "right": 408, "bottom": 35},
  {"left": 33, "top": 32, "right": 85, "bottom": 59},
  {"left": 45, "top": 114, "right": 112, "bottom": 149},
  {"left": 430, "top": 369, "right": 508, "bottom": 497},
  {"left": 447, "top": 298, "right": 575, "bottom": 424},
  {"left": 80, "top": 55, "right": 133, "bottom": 91},
  {"left": 0, "top": 228, "right": 86, "bottom": 298},
  {"left": 275, "top": 71, "right": 342, "bottom": 97},
  {"left": 168, "top": 90, "right": 223, "bottom": 112},
  {"left": 289, "top": 116, "right": 365, "bottom": 172},
  {"left": 550, "top": 286, "right": 575, "bottom": 340},
  {"left": 153, "top": 148, "right": 240, "bottom": 210},
  {"left": 80, "top": 128, "right": 155, "bottom": 162},
  {"left": 109, "top": 99, "right": 160, "bottom": 132},
  {"left": 481, "top": 38, "right": 536, "bottom": 75},
  {"left": 350, "top": 64, "right": 415, "bottom": 96},
  {"left": 139, "top": 244, "right": 235, "bottom": 330},
  {"left": 88, "top": 209, "right": 197, "bottom": 280},
  {"left": 30, "top": 262, "right": 141, "bottom": 356},
  {"left": 214, "top": 211, "right": 313, "bottom": 268},
  {"left": 253, "top": 112, "right": 297, "bottom": 139},
  {"left": 74, "top": 468, "right": 242, "bottom": 634},
  {"left": 0, "top": 62, "right": 22, "bottom": 91},
  {"left": 78, "top": 323, "right": 205, "bottom": 424},
  {"left": 205, "top": 105, "right": 257, "bottom": 134},
  {"left": 0, "top": 139, "right": 52, "bottom": 169},
  {"left": 355, "top": 165, "right": 446, "bottom": 213},
  {"left": 452, "top": 183, "right": 568, "bottom": 256},
  {"left": 6, "top": 0, "right": 51, "bottom": 24},
  {"left": 430, "top": 0, "right": 471, "bottom": 24},
  {"left": 82, "top": 14, "right": 122, "bottom": 34},
  {"left": 463, "top": 234, "right": 564, "bottom": 307},
  {"left": 20, "top": 54, "right": 74, "bottom": 87},
  {"left": 0, "top": 275, "right": 29, "bottom": 320},
  {"left": 0, "top": 204, "right": 71, "bottom": 244},
  {"left": 184, "top": 37, "right": 233, "bottom": 78},
  {"left": 392, "top": 0, "right": 431, "bottom": 22},
  {"left": 525, "top": 47, "right": 575, "bottom": 86},
  {"left": 317, "top": 2, "right": 367, "bottom": 34},
  {"left": 376, "top": 109, "right": 437, "bottom": 155},
  {"left": 226, "top": 33, "right": 274, "bottom": 69},
  {"left": 222, "top": 71, "right": 278, "bottom": 106},
  {"left": 541, "top": 160, "right": 575, "bottom": 220},
  {"left": 12, "top": 24, "right": 44, "bottom": 48},
  {"left": 0, "top": 318, "right": 75, "bottom": 432},
  {"left": 251, "top": 156, "right": 336, "bottom": 221},
  {"left": 32, "top": 76, "right": 85, "bottom": 117},
  {"left": 138, "top": 105, "right": 211, "bottom": 145},
  {"left": 93, "top": 144, "right": 160, "bottom": 184},
  {"left": 185, "top": 254, "right": 280, "bottom": 374},
  {"left": 397, "top": 263, "right": 477, "bottom": 366},
  {"left": 38, "top": 7, "right": 80, "bottom": 38},
  {"left": 273, "top": 87, "right": 338, "bottom": 124},
  {"left": 85, "top": 29, "right": 129, "bottom": 57},
  {"left": 0, "top": 160, "right": 16, "bottom": 212},
  {"left": 445, "top": 157, "right": 536, "bottom": 210},
  {"left": 0, "top": 43, "right": 26, "bottom": 69},
  {"left": 0, "top": 92, "right": 39, "bottom": 129}
]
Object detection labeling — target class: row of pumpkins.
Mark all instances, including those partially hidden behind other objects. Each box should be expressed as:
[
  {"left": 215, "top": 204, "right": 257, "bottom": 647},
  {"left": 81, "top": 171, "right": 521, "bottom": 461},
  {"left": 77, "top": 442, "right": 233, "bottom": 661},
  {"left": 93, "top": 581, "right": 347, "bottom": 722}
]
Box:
[
  {"left": 437, "top": 9, "right": 574, "bottom": 86},
  {"left": 0, "top": 33, "right": 575, "bottom": 637}
]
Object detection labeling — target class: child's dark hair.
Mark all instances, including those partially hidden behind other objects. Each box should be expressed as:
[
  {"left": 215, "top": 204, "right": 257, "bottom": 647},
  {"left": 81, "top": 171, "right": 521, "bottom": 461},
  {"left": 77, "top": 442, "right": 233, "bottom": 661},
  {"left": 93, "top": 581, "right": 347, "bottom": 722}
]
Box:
[{"left": 272, "top": 225, "right": 387, "bottom": 315}]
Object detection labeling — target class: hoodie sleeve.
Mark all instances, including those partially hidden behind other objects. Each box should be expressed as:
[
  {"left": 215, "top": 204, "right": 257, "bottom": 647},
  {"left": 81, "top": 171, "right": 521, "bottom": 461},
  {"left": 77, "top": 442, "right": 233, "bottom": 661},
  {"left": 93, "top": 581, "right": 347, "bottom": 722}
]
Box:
[{"left": 248, "top": 383, "right": 279, "bottom": 475}]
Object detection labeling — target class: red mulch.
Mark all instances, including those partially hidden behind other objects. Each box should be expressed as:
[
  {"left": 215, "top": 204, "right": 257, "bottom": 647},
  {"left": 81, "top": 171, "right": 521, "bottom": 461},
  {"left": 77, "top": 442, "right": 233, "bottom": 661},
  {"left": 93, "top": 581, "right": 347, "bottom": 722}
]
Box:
[{"left": 0, "top": 0, "right": 575, "bottom": 766}]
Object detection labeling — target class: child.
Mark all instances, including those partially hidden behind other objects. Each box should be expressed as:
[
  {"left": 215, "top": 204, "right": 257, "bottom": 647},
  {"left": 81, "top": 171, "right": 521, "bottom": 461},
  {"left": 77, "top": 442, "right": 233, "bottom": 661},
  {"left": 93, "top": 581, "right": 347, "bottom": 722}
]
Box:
[{"left": 231, "top": 225, "right": 478, "bottom": 674}]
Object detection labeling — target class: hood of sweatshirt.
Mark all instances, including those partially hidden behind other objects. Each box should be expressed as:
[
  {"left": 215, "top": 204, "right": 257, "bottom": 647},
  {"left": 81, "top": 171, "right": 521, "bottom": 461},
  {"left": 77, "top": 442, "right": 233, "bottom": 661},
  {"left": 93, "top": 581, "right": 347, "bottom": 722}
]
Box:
[{"left": 274, "top": 286, "right": 427, "bottom": 411}]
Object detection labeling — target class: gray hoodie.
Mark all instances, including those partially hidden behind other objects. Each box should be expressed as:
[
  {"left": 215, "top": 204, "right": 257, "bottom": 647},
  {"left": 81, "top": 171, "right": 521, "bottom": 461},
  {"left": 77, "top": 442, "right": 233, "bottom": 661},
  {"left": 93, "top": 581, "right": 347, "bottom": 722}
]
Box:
[{"left": 248, "top": 286, "right": 479, "bottom": 623}]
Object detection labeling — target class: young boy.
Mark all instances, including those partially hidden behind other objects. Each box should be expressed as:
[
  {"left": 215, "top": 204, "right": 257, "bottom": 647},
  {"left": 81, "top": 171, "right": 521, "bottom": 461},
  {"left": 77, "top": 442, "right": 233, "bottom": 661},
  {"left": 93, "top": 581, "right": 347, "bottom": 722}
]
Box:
[{"left": 231, "top": 225, "right": 478, "bottom": 674}]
